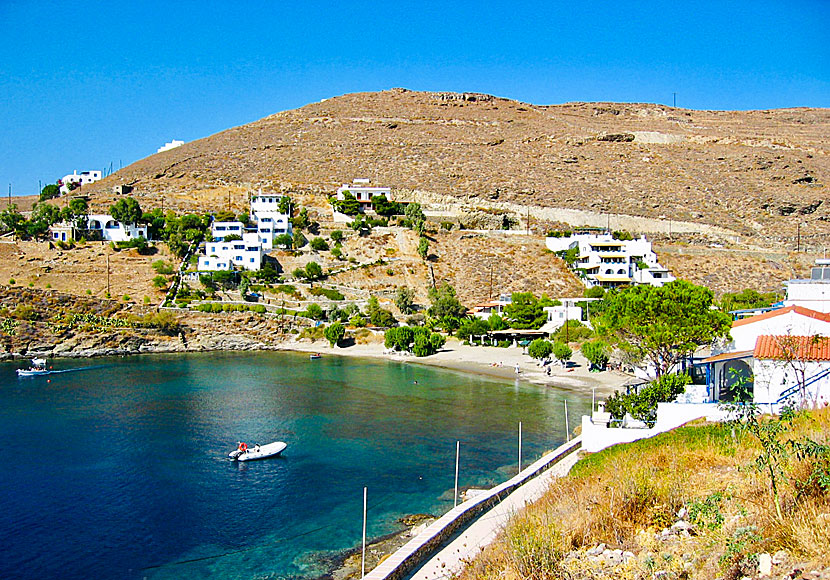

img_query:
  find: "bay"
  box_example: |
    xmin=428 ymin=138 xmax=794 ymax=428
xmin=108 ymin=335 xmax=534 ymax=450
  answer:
xmin=0 ymin=351 xmax=588 ymax=579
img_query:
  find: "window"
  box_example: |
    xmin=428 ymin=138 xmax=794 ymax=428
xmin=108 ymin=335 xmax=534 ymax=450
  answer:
xmin=250 ymin=258 xmax=255 ymax=263
xmin=233 ymin=244 xmax=244 ymax=250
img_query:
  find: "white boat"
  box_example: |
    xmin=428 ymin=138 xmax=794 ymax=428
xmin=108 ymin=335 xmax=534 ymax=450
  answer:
xmin=228 ymin=441 xmax=287 ymax=462
xmin=17 ymin=358 xmax=51 ymax=377
xmin=309 ymin=353 xmax=322 ymax=360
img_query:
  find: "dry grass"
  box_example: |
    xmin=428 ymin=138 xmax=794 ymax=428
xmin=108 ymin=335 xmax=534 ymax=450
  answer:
xmin=460 ymin=410 xmax=830 ymax=580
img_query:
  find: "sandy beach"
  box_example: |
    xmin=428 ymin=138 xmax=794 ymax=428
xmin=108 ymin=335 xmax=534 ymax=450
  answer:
xmin=280 ymin=335 xmax=633 ymax=398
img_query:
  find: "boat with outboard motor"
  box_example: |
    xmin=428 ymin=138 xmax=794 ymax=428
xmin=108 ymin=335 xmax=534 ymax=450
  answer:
xmin=228 ymin=441 xmax=287 ymax=462
xmin=17 ymin=358 xmax=51 ymax=377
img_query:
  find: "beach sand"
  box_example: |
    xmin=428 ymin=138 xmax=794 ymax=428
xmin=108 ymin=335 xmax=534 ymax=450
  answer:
xmin=280 ymin=335 xmax=632 ymax=398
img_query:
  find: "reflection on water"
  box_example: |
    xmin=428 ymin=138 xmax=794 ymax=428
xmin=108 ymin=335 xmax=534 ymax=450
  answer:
xmin=0 ymin=351 xmax=589 ymax=579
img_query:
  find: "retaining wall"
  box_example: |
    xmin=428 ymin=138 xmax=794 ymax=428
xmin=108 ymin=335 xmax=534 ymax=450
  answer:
xmin=364 ymin=436 xmax=582 ymax=580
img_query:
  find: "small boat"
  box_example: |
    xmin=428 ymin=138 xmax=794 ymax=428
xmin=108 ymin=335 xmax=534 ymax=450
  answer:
xmin=229 ymin=441 xmax=287 ymax=462
xmin=17 ymin=358 xmax=51 ymax=377
xmin=309 ymin=353 xmax=322 ymax=360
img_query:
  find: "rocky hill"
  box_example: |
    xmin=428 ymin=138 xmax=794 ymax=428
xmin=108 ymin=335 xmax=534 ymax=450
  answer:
xmin=81 ymin=89 xmax=827 ymax=242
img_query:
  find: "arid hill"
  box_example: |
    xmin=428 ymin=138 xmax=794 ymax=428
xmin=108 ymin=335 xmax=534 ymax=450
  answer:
xmin=81 ymin=89 xmax=828 ymax=242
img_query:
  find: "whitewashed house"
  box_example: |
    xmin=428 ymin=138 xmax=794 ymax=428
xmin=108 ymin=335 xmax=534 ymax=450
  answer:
xmin=546 ymin=233 xmax=674 ymax=288
xmin=157 ymin=140 xmax=184 ymax=153
xmin=467 ymin=295 xmax=512 ymax=319
xmin=250 ymin=193 xmax=292 ymax=249
xmin=199 ymin=232 xmax=264 ymax=271
xmin=335 ymin=179 xmax=392 ymax=209
xmin=783 ymin=259 xmax=830 ymax=313
xmin=197 ymin=192 xmax=291 ymax=271
xmin=59 ymin=170 xmax=102 ymax=193
xmin=540 ymin=300 xmax=586 ymax=333
xmin=702 ymin=306 xmax=830 ymax=407
xmin=86 ymin=214 xmax=148 ymax=242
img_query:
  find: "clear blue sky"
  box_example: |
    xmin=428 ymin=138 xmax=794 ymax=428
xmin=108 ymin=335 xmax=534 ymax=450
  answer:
xmin=1 ymin=0 xmax=827 ymax=197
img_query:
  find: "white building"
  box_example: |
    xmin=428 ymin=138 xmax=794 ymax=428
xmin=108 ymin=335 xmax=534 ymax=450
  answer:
xmin=335 ymin=179 xmax=392 ymax=208
xmin=467 ymin=294 xmax=512 ymax=319
xmin=157 ymin=140 xmax=184 ymax=153
xmin=702 ymin=306 xmax=830 ymax=407
xmin=199 ymin=232 xmax=264 ymax=271
xmin=546 ymin=233 xmax=674 ymax=288
xmin=250 ymin=193 xmax=292 ymax=249
xmin=59 ymin=170 xmax=102 ymax=193
xmin=197 ymin=191 xmax=291 ymax=271
xmin=783 ymin=259 xmax=830 ymax=313
xmin=86 ymin=214 xmax=148 ymax=242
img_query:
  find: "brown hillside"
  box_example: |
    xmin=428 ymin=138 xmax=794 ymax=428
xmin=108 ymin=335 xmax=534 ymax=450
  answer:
xmin=82 ymin=89 xmax=828 ymax=241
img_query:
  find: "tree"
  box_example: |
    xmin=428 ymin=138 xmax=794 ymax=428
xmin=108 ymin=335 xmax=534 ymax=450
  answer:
xmin=528 ymin=338 xmax=554 ymax=361
xmin=293 ymin=231 xmax=307 ymax=249
xmin=278 ymin=196 xmax=292 ymax=214
xmin=292 ymin=207 xmax=311 ymax=230
xmin=456 ymin=317 xmax=490 ymax=343
xmin=0 ymin=205 xmax=25 ymax=236
xmin=504 ymin=292 xmax=547 ymax=330
xmin=488 ymin=313 xmax=508 ymax=331
xmin=584 ymin=286 xmax=606 ymax=299
xmin=39 ymin=183 xmax=61 ymax=201
xmin=371 ymin=195 xmax=402 ymax=216
xmin=350 ymin=215 xmax=372 ymax=236
xmin=274 ymin=233 xmax=294 ymax=249
xmin=333 ymin=191 xmax=361 ymax=216
xmin=304 ymin=303 xmax=325 ymax=321
xmin=27 ymin=203 xmax=62 ymax=238
xmin=595 ymin=280 xmax=732 ymax=377
xmin=305 ymin=261 xmax=323 ymax=281
xmin=310 ymin=237 xmax=329 ymax=251
xmin=110 ymin=197 xmax=143 ymax=225
xmin=581 ymin=339 xmax=609 ymax=371
xmin=417 ymin=236 xmax=429 ymax=260
xmin=427 ymin=283 xmax=467 ymax=332
xmin=324 ymin=322 xmax=345 ymax=347
xmin=553 ymin=342 xmax=572 ymax=365
xmin=367 ymin=296 xmax=396 ymax=327
xmin=395 ymin=287 xmax=416 ymax=314
xmin=719 ymin=288 xmax=780 ymax=314
xmin=330 ymin=230 xmax=344 ymax=244
xmin=62 ymin=197 xmax=89 ymax=229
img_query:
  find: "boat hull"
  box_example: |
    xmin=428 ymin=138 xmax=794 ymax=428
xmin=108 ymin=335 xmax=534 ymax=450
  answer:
xmin=17 ymin=369 xmax=51 ymax=377
xmin=229 ymin=441 xmax=287 ymax=461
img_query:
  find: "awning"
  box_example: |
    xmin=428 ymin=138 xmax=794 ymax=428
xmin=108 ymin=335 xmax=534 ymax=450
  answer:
xmin=700 ymin=350 xmax=754 ymax=364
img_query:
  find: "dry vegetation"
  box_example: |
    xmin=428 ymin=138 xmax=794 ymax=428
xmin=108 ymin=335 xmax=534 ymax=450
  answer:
xmin=0 ymin=239 xmax=175 ymax=305
xmin=461 ymin=409 xmax=830 ymax=580
xmin=81 ymin=89 xmax=828 ymax=242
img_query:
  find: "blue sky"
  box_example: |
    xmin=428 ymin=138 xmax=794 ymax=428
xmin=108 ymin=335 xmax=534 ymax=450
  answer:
xmin=1 ymin=0 xmax=827 ymax=197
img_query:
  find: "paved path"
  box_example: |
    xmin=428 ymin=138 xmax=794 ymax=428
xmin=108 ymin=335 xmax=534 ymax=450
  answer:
xmin=406 ymin=450 xmax=582 ymax=580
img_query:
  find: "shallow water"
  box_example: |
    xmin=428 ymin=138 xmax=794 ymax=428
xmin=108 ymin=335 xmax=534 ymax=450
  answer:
xmin=0 ymin=351 xmax=589 ymax=579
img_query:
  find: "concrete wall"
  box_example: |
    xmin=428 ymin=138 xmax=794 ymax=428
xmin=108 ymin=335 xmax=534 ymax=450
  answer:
xmin=581 ymin=403 xmax=730 ymax=453
xmin=364 ymin=437 xmax=582 ymax=580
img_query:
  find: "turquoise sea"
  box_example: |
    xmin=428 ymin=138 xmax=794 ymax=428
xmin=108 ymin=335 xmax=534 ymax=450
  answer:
xmin=0 ymin=351 xmax=588 ymax=579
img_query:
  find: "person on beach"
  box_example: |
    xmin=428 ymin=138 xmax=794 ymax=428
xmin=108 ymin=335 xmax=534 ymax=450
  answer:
xmin=515 ymin=363 xmax=520 ymax=375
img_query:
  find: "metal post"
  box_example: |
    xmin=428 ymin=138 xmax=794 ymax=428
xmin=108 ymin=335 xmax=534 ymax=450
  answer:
xmin=106 ymin=253 xmax=110 ymax=296
xmin=454 ymin=441 xmax=460 ymax=508
xmin=564 ymin=400 xmax=570 ymax=441
xmin=361 ymin=486 xmax=367 ymax=579
xmin=518 ymin=421 xmax=522 ymax=474
xmin=592 ymin=388 xmax=596 ymax=413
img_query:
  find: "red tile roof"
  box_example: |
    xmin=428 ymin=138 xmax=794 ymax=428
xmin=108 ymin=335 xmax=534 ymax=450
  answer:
xmin=754 ymin=334 xmax=830 ymax=361
xmin=732 ymin=305 xmax=830 ymax=328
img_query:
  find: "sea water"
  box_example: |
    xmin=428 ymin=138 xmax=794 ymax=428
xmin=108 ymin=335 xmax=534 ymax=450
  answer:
xmin=0 ymin=351 xmax=589 ymax=579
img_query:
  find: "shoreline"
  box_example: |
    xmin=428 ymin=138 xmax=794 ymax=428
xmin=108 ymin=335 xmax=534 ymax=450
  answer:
xmin=4 ymin=335 xmax=633 ymax=398
xmin=279 ymin=337 xmax=632 ymax=397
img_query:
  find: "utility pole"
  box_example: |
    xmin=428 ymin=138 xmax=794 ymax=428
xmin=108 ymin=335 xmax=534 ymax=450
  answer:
xmin=673 ymin=93 xmax=677 ymax=108
xmin=797 ymin=222 xmax=801 ymax=252
xmin=488 ymin=262 xmax=493 ymax=300
xmin=106 ymin=253 xmax=111 ymax=297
